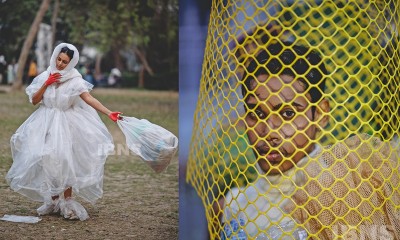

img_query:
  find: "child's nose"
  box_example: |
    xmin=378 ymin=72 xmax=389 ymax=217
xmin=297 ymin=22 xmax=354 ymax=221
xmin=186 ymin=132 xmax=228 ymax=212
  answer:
xmin=255 ymin=118 xmax=281 ymax=144
xmin=255 ymin=114 xmax=281 ymax=134
xmin=266 ymin=133 xmax=281 ymax=147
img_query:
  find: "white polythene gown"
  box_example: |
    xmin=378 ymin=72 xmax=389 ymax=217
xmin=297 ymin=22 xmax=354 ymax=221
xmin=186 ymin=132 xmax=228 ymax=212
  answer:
xmin=6 ymin=75 xmax=114 ymax=204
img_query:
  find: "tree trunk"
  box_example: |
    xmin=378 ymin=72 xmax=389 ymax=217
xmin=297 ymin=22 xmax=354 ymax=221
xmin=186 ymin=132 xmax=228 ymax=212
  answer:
xmin=138 ymin=65 xmax=145 ymax=88
xmin=112 ymin=46 xmax=124 ymax=71
xmin=12 ymin=0 xmax=51 ymax=91
xmin=132 ymin=46 xmax=154 ymax=76
xmin=133 ymin=46 xmax=154 ymax=89
xmin=94 ymin=53 xmax=103 ymax=81
xmin=51 ymin=0 xmax=60 ymax=47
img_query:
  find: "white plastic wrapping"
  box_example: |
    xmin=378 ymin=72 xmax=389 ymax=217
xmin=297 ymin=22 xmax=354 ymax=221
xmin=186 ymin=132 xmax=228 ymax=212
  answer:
xmin=0 ymin=215 xmax=41 ymax=223
xmin=60 ymin=198 xmax=89 ymax=221
xmin=117 ymin=116 xmax=178 ymax=173
xmin=6 ymin=43 xmax=113 ymax=204
xmin=37 ymin=199 xmax=61 ymax=216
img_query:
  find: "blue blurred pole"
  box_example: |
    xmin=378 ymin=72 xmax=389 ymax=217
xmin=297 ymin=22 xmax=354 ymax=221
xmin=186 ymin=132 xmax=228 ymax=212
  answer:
xmin=179 ymin=0 xmax=211 ymax=239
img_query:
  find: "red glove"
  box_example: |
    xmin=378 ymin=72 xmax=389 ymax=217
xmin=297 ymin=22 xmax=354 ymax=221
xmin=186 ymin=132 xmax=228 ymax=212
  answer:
xmin=108 ymin=112 xmax=122 ymax=122
xmin=45 ymin=73 xmax=61 ymax=86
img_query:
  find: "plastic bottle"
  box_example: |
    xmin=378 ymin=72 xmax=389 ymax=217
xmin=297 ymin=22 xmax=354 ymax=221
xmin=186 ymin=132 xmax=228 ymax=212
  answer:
xmin=220 ymin=215 xmax=248 ymax=240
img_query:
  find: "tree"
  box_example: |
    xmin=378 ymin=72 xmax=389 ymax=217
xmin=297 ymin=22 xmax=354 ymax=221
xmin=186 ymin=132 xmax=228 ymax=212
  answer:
xmin=0 ymin=0 xmax=41 ymax=65
xmin=12 ymin=0 xmax=51 ymax=90
xmin=59 ymin=1 xmax=138 ymax=77
xmin=145 ymin=0 xmax=178 ymax=88
xmin=60 ymin=0 xmax=178 ymax=88
xmin=1 ymin=0 xmax=178 ymax=90
xmin=51 ymin=0 xmax=60 ymax=46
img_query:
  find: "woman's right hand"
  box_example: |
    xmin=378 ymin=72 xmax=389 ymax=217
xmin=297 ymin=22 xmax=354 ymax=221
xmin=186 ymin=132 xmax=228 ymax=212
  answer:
xmin=45 ymin=73 xmax=61 ymax=86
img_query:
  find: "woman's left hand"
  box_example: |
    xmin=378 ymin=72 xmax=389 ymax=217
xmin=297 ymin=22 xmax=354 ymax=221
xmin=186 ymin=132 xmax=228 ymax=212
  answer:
xmin=108 ymin=112 xmax=122 ymax=122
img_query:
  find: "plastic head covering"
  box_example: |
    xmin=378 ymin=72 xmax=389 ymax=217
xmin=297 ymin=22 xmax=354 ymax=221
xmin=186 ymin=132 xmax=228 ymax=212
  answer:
xmin=48 ymin=43 xmax=80 ymax=82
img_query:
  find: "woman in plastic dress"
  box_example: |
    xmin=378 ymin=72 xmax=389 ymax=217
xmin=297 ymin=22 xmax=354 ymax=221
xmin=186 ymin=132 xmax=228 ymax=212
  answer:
xmin=6 ymin=43 xmax=122 ymax=221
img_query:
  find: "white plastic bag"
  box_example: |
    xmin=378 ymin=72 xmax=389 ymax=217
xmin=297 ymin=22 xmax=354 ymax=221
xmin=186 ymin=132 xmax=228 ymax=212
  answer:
xmin=0 ymin=215 xmax=41 ymax=223
xmin=117 ymin=116 xmax=178 ymax=173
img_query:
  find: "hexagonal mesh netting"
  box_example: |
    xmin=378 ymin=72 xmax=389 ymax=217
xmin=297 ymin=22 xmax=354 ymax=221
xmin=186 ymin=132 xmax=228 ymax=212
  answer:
xmin=186 ymin=0 xmax=400 ymax=239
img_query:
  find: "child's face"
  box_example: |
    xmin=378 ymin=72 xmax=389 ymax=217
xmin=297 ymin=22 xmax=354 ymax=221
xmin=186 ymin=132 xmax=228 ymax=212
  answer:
xmin=244 ymin=74 xmax=329 ymax=174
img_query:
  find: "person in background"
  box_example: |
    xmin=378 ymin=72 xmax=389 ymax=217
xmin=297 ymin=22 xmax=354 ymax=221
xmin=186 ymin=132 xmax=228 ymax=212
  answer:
xmin=107 ymin=68 xmax=122 ymax=87
xmin=0 ymin=54 xmax=7 ymax=84
xmin=27 ymin=59 xmax=38 ymax=85
xmin=7 ymin=59 xmax=17 ymax=85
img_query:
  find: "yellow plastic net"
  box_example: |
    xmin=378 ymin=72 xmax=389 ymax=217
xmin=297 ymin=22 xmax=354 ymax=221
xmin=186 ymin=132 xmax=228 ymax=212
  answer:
xmin=186 ymin=0 xmax=400 ymax=239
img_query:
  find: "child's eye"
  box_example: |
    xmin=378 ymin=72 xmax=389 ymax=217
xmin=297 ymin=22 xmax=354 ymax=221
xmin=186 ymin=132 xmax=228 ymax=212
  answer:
xmin=281 ymin=110 xmax=295 ymax=119
xmin=249 ymin=109 xmax=266 ymax=119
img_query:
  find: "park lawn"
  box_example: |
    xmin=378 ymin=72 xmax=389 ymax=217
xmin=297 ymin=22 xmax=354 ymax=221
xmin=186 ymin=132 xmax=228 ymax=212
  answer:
xmin=0 ymin=87 xmax=179 ymax=240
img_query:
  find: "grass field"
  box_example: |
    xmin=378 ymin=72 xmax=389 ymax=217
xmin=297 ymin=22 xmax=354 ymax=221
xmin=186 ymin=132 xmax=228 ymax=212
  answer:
xmin=0 ymin=87 xmax=178 ymax=239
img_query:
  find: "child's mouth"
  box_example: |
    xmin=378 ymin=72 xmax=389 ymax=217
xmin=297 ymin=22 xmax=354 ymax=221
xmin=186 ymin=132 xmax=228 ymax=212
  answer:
xmin=265 ymin=150 xmax=282 ymax=162
xmin=256 ymin=145 xmax=283 ymax=163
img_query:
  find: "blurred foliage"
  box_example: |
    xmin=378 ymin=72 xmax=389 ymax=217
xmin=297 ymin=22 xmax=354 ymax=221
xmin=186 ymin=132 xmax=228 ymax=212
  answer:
xmin=0 ymin=0 xmax=178 ymax=89
xmin=144 ymin=70 xmax=178 ymax=91
xmin=120 ymin=72 xmax=138 ymax=88
xmin=62 ymin=0 xmax=179 ymax=76
xmin=0 ymin=0 xmax=39 ymax=60
xmin=61 ymin=1 xmax=144 ymax=52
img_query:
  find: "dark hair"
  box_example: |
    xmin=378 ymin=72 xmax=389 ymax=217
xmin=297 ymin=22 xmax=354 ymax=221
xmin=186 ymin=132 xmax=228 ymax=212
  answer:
xmin=241 ymin=41 xmax=327 ymax=115
xmin=60 ymin=46 xmax=74 ymax=60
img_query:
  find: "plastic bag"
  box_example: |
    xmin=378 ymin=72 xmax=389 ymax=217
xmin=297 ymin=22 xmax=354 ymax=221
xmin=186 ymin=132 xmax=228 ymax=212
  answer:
xmin=0 ymin=215 xmax=41 ymax=223
xmin=117 ymin=116 xmax=178 ymax=173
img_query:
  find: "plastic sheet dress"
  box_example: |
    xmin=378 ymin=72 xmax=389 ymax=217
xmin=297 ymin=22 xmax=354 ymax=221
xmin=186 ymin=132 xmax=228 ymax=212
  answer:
xmin=6 ymin=43 xmax=114 ymax=204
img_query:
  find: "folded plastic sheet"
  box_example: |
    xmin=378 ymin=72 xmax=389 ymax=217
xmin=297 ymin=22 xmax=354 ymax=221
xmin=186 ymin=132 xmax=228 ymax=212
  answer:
xmin=0 ymin=215 xmax=41 ymax=223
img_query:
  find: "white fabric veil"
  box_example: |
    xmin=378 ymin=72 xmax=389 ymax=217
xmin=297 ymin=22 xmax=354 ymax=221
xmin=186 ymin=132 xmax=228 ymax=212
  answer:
xmin=47 ymin=42 xmax=81 ymax=82
xmin=26 ymin=43 xmax=84 ymax=103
